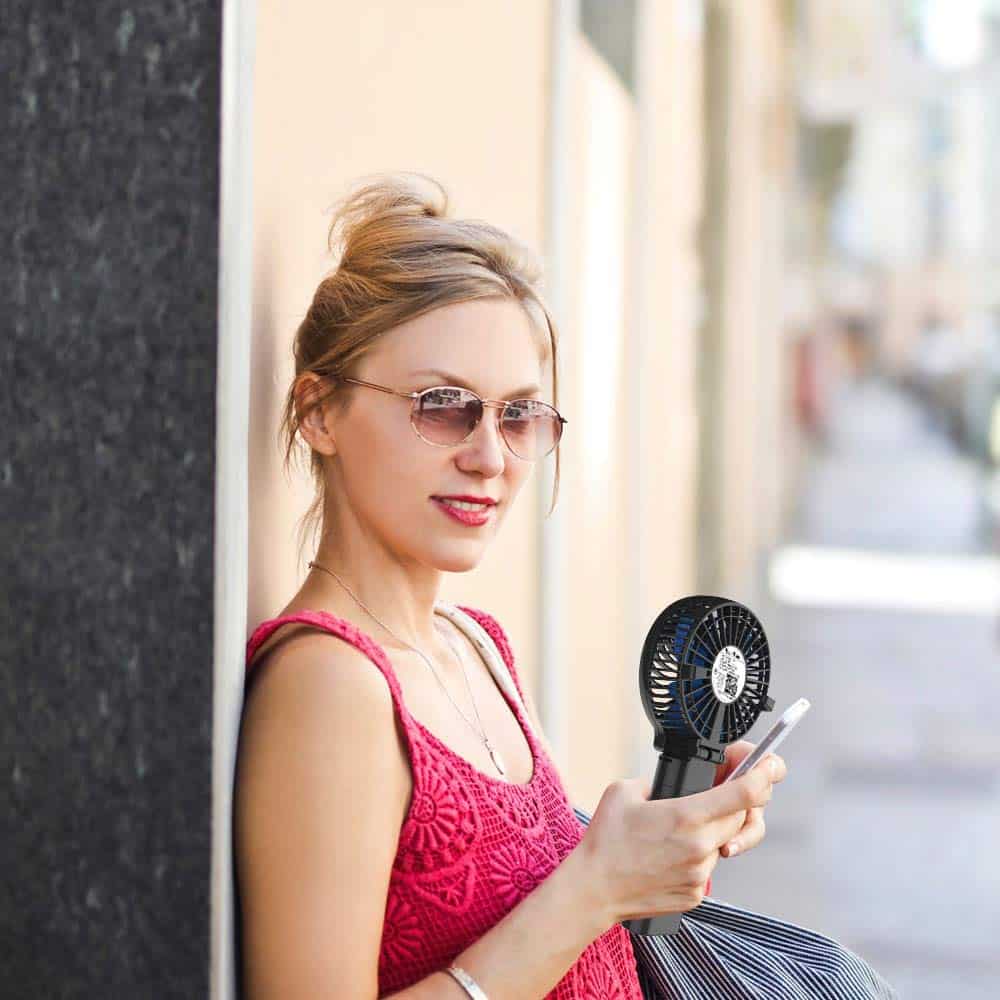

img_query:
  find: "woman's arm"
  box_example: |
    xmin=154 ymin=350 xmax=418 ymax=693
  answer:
xmin=235 ymin=634 xmax=409 ymax=998
xmin=235 ymin=632 xmax=619 ymax=1000
xmin=387 ymin=839 xmax=614 ymax=998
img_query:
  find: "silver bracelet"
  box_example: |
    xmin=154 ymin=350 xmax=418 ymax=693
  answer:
xmin=444 ymin=963 xmax=489 ymax=999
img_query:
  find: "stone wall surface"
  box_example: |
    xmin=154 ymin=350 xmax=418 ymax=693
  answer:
xmin=1 ymin=3 xmax=222 ymax=996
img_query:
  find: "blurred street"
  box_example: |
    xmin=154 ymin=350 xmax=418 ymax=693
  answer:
xmin=713 ymin=375 xmax=1000 ymax=998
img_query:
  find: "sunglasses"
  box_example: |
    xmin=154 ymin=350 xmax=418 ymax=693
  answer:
xmin=338 ymin=376 xmax=567 ymax=461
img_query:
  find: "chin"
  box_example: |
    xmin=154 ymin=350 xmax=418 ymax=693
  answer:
xmin=429 ymin=542 xmax=490 ymax=574
xmin=435 ymin=552 xmax=485 ymax=574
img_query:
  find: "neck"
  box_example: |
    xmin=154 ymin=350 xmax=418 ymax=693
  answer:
xmin=304 ymin=543 xmax=445 ymax=653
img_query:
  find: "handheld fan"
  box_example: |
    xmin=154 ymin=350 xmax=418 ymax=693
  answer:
xmin=623 ymin=596 xmax=775 ymax=937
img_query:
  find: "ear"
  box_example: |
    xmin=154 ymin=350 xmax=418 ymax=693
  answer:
xmin=295 ymin=373 xmax=338 ymax=457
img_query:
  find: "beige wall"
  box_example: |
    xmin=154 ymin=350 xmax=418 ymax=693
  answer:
xmin=629 ymin=0 xmax=707 ymax=787
xmin=556 ymin=34 xmax=637 ymax=808
xmin=702 ymin=0 xmax=796 ymax=599
xmin=249 ymin=0 xmax=550 ymax=699
xmin=247 ymin=0 xmax=797 ymax=813
xmin=555 ymin=3 xmax=710 ymax=810
xmin=739 ymin=0 xmax=797 ymax=565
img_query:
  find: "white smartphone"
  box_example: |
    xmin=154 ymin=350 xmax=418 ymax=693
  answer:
xmin=723 ymin=697 xmax=811 ymax=783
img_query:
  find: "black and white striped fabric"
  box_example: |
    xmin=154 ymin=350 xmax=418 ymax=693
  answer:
xmin=572 ymin=807 xmax=899 ymax=1000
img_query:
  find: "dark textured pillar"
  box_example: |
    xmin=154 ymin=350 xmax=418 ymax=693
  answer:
xmin=2 ymin=3 xmax=222 ymax=996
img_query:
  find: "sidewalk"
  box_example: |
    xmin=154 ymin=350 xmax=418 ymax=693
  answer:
xmin=713 ymin=376 xmax=1000 ymax=999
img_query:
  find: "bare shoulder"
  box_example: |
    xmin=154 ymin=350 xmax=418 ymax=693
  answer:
xmin=242 ymin=626 xmax=399 ymax=727
xmin=237 ymin=626 xmax=412 ymax=830
xmin=235 ymin=628 xmax=411 ymax=998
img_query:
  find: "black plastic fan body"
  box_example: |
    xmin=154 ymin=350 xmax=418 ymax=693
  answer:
xmin=623 ymin=596 xmax=775 ymax=937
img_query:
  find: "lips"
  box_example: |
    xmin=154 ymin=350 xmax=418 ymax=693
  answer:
xmin=431 ymin=497 xmax=494 ymax=526
xmin=432 ymin=495 xmax=498 ymax=505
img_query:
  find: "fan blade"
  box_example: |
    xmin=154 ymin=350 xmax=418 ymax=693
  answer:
xmin=732 ymin=698 xmax=752 ymax=734
xmin=708 ymin=700 xmax=725 ymax=742
xmin=706 ymin=617 xmax=725 ymax=656
xmin=722 ymin=605 xmax=739 ymax=647
xmin=743 ymin=631 xmax=768 ymax=659
xmin=736 ymin=613 xmax=753 ymax=650
xmin=723 ymin=702 xmax=739 ymax=741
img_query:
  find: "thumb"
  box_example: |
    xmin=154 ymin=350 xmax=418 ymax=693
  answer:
xmin=685 ymin=771 xmax=760 ymax=824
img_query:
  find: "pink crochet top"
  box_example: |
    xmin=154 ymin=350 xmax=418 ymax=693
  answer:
xmin=244 ymin=605 xmax=644 ymax=999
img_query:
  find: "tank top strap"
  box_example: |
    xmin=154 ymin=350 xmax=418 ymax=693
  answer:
xmin=244 ymin=610 xmax=420 ymax=738
xmin=451 ymin=605 xmax=529 ymax=710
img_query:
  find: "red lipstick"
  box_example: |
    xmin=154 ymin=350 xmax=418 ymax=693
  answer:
xmin=433 ymin=494 xmax=498 ymax=505
xmin=431 ymin=497 xmax=495 ymax=526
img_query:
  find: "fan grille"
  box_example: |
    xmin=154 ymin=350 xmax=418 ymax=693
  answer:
xmin=642 ymin=597 xmax=771 ymax=746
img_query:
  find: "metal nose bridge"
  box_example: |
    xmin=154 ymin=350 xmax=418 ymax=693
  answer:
xmin=465 ymin=398 xmax=510 ymax=444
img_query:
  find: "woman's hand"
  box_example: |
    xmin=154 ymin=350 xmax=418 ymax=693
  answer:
xmin=578 ymin=762 xmax=781 ymax=925
xmin=712 ymin=740 xmax=787 ymax=858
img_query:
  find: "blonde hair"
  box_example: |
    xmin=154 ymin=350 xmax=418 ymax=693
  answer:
xmin=279 ymin=172 xmax=563 ymax=564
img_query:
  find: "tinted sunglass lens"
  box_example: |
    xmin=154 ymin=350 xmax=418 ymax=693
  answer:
xmin=413 ymin=387 xmax=481 ymax=444
xmin=501 ymin=400 xmax=561 ymax=459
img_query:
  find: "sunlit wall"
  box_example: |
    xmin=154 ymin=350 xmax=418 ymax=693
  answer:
xmin=246 ymin=0 xmax=799 ymax=812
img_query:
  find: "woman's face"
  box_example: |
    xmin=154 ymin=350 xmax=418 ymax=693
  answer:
xmin=326 ymin=297 xmax=551 ymax=573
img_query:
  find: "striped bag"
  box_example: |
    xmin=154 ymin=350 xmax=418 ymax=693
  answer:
xmin=572 ymin=807 xmax=899 ymax=1000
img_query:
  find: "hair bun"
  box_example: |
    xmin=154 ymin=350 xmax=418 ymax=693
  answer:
xmin=328 ymin=172 xmax=449 ymax=260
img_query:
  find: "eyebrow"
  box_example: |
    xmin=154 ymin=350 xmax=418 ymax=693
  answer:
xmin=408 ymin=368 xmax=542 ymax=398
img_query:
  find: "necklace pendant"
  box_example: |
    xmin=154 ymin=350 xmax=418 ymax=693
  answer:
xmin=485 ymin=739 xmax=506 ymax=776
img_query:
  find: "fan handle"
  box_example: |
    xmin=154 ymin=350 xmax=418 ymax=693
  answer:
xmin=621 ymin=752 xmax=718 ymax=935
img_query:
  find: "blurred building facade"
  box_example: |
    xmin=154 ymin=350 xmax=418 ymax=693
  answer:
xmin=798 ymin=0 xmax=1000 ymax=373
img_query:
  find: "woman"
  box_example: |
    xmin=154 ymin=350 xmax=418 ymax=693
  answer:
xmin=234 ymin=173 xmax=785 ymax=999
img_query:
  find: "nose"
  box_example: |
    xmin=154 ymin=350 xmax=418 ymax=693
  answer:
xmin=455 ymin=405 xmax=508 ymax=477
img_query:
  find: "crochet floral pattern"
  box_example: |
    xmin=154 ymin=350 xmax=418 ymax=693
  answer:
xmin=380 ymin=893 xmax=424 ymax=967
xmin=575 ymin=946 xmax=633 ymax=999
xmin=394 ymin=752 xmax=479 ymax=874
xmin=487 ymin=840 xmax=551 ymax=907
xmin=479 ymin=773 xmax=547 ymax=836
xmin=245 ymin=605 xmax=642 ymax=999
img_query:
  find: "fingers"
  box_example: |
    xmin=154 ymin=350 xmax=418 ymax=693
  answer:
xmin=715 ymin=743 xmax=789 ymax=790
xmin=759 ymin=753 xmax=787 ymax=784
xmin=643 ymin=754 xmax=785 ymax=863
xmin=718 ymin=740 xmax=755 ymax=782
xmin=721 ymin=806 xmax=765 ymax=858
xmin=682 ymin=763 xmax=775 ymax=824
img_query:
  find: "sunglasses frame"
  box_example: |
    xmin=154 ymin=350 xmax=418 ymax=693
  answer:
xmin=338 ymin=376 xmax=567 ymax=460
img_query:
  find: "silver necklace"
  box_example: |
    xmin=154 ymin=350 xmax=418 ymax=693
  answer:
xmin=307 ymin=559 xmax=507 ymax=776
